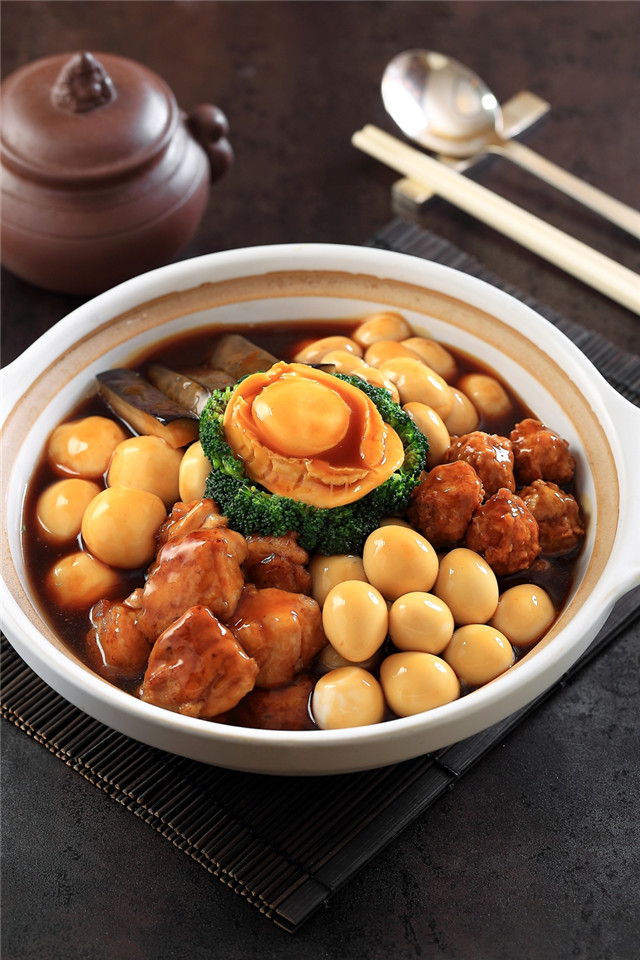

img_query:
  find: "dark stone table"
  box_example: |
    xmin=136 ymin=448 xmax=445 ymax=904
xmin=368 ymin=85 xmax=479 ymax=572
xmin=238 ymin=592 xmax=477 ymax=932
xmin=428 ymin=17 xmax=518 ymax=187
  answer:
xmin=2 ymin=3 xmax=639 ymax=958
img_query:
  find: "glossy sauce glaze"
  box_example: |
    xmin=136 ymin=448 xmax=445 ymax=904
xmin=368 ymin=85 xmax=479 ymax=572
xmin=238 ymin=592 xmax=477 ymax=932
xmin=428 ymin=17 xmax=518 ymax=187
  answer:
xmin=21 ymin=319 xmax=584 ymax=721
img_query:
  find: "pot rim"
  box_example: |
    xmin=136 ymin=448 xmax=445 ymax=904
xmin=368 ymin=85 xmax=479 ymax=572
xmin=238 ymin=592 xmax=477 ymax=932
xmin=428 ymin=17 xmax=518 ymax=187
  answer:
xmin=2 ymin=243 xmax=639 ymax=773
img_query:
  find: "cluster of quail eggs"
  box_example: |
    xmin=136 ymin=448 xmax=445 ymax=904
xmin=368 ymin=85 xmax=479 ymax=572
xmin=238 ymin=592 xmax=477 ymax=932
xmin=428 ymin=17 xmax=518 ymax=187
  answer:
xmin=308 ymin=522 xmax=555 ymax=730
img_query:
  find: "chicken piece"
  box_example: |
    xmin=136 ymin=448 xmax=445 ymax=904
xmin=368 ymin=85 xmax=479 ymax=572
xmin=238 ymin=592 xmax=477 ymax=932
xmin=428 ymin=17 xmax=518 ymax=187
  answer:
xmin=407 ymin=461 xmax=484 ymax=548
xmin=125 ymin=586 xmax=144 ymax=610
xmin=86 ymin=598 xmax=152 ymax=676
xmin=243 ymin=532 xmax=312 ymax=593
xmin=230 ymin=674 xmax=316 ymax=730
xmin=228 ymin=585 xmax=326 ymax=688
xmin=155 ymin=497 xmax=192 ymax=531
xmin=156 ymin=497 xmax=222 ymax=546
xmin=137 ymin=526 xmax=248 ymax=639
xmin=510 ymin=418 xmax=575 ymax=485
xmin=445 ymin=431 xmax=515 ymax=497
xmin=140 ymin=605 xmax=258 ymax=718
xmin=466 ymin=488 xmax=541 ymax=575
xmin=519 ymin=479 xmax=585 ymax=555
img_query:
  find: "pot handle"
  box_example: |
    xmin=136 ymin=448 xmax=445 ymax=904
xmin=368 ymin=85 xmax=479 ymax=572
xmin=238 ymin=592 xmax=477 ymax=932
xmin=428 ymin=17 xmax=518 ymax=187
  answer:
xmin=186 ymin=104 xmax=234 ymax=184
xmin=604 ymin=386 xmax=640 ymax=593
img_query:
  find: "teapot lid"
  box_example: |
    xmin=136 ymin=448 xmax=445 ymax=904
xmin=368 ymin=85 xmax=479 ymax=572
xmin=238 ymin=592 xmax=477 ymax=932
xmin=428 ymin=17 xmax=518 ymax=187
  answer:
xmin=0 ymin=51 xmax=178 ymax=184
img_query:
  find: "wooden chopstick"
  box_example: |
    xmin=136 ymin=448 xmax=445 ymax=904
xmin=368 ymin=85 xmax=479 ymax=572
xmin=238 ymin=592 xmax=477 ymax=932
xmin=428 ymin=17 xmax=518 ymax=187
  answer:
xmin=352 ymin=125 xmax=640 ymax=315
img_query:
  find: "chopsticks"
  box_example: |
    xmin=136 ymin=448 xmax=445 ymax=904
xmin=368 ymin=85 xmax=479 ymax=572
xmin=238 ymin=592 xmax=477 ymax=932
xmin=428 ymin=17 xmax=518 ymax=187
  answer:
xmin=352 ymin=125 xmax=640 ymax=315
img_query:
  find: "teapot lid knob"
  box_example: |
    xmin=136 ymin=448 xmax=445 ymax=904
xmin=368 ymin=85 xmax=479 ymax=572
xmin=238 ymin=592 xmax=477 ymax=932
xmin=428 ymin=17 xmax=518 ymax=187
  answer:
xmin=51 ymin=52 xmax=115 ymax=114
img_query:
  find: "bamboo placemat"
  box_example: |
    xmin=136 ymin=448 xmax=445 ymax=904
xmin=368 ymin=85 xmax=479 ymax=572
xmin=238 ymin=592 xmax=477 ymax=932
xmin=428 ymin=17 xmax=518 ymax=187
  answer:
xmin=3 ymin=220 xmax=639 ymax=931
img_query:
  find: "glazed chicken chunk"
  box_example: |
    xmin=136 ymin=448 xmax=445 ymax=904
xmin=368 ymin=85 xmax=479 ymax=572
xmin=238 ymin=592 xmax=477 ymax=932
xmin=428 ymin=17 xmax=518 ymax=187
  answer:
xmin=510 ymin=418 xmax=575 ymax=486
xmin=445 ymin=431 xmax=515 ymax=497
xmin=230 ymin=674 xmax=316 ymax=730
xmin=140 ymin=605 xmax=258 ymax=718
xmin=407 ymin=461 xmax=485 ymax=549
xmin=86 ymin=598 xmax=152 ymax=676
xmin=156 ymin=497 xmax=222 ymax=546
xmin=243 ymin=532 xmax=312 ymax=593
xmin=466 ymin=488 xmax=541 ymax=575
xmin=519 ymin=479 xmax=585 ymax=555
xmin=137 ymin=525 xmax=248 ymax=639
xmin=228 ymin=585 xmax=326 ymax=688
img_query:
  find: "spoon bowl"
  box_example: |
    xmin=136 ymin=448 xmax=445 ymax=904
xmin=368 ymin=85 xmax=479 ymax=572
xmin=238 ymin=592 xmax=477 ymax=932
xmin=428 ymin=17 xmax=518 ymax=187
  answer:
xmin=381 ymin=49 xmax=640 ymax=238
xmin=382 ymin=50 xmax=502 ymax=158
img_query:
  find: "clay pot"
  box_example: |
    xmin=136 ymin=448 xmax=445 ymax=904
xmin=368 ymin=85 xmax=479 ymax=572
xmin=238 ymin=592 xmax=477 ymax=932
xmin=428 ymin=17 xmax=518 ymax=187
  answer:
xmin=0 ymin=51 xmax=233 ymax=295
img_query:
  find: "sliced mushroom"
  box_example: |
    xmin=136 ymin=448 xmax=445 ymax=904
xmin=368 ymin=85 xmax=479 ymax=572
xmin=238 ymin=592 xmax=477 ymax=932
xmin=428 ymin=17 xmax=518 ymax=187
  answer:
xmin=207 ymin=334 xmax=278 ymax=380
xmin=96 ymin=369 xmax=199 ymax=449
xmin=146 ymin=363 xmax=211 ymax=416
xmin=180 ymin=365 xmax=235 ymax=392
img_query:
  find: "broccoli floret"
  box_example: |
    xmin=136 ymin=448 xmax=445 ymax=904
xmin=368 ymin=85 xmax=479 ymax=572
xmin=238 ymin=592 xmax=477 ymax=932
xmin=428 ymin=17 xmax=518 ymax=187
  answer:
xmin=199 ymin=374 xmax=428 ymax=555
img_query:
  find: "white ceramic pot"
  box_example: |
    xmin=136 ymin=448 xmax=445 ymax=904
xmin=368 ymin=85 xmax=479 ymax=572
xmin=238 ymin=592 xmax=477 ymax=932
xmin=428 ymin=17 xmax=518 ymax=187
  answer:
xmin=2 ymin=244 xmax=639 ymax=774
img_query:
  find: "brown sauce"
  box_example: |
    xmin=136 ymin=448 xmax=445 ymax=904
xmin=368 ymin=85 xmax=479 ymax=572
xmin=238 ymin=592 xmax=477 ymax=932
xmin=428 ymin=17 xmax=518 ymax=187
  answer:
xmin=22 ymin=319 xmax=584 ymax=716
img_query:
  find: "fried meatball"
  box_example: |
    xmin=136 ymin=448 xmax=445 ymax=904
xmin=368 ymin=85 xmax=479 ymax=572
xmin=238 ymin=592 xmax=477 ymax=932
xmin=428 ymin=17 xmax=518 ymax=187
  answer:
xmin=140 ymin=605 xmax=258 ymax=718
xmin=445 ymin=431 xmax=515 ymax=497
xmin=510 ymin=418 xmax=575 ymax=485
xmin=228 ymin=585 xmax=326 ymax=688
xmin=519 ymin=479 xmax=585 ymax=555
xmin=137 ymin=526 xmax=248 ymax=639
xmin=230 ymin=674 xmax=316 ymax=730
xmin=244 ymin=532 xmax=312 ymax=593
xmin=407 ymin=461 xmax=484 ymax=548
xmin=86 ymin=598 xmax=152 ymax=676
xmin=466 ymin=488 xmax=541 ymax=575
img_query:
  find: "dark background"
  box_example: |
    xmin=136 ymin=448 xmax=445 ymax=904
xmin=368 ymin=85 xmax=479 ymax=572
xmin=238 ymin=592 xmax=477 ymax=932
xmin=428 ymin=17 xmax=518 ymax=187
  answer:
xmin=2 ymin=0 xmax=639 ymax=363
xmin=2 ymin=3 xmax=639 ymax=959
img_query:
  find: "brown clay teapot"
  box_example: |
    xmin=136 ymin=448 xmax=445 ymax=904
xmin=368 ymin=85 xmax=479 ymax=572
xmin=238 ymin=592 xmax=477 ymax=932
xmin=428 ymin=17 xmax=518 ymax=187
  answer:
xmin=0 ymin=51 xmax=233 ymax=295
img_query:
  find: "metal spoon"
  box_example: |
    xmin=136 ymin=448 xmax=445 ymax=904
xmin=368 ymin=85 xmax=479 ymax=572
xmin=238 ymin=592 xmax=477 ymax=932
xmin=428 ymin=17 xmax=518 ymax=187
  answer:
xmin=382 ymin=50 xmax=640 ymax=239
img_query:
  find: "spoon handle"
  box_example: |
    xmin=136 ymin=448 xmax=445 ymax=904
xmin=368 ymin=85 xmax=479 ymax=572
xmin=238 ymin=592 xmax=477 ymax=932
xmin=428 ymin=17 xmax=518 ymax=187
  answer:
xmin=352 ymin=126 xmax=640 ymax=315
xmin=494 ymin=139 xmax=640 ymax=239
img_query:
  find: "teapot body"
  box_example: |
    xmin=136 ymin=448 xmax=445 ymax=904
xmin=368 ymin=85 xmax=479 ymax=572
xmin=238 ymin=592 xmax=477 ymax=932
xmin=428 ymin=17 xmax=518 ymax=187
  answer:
xmin=0 ymin=52 xmax=232 ymax=295
xmin=1 ymin=120 xmax=210 ymax=295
